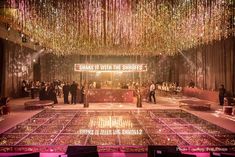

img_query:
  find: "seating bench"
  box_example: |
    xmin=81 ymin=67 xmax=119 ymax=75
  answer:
xmin=24 ymin=100 xmax=54 ymax=110
xmin=179 ymin=100 xmax=211 ymax=111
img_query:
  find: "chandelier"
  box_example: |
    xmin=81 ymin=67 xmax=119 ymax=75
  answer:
xmin=1 ymin=0 xmax=234 ymax=56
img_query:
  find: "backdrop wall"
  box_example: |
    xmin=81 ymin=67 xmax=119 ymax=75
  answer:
xmin=155 ymin=36 xmax=235 ymax=95
xmin=0 ymin=39 xmax=35 ymax=97
xmin=0 ymin=36 xmax=234 ymax=97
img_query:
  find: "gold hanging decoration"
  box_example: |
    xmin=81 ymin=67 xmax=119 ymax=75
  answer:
xmin=1 ymin=0 xmax=234 ymax=56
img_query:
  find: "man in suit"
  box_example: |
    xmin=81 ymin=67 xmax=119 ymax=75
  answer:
xmin=63 ymin=82 xmax=70 ymax=104
xmin=219 ymin=84 xmax=226 ymax=106
xmin=70 ymin=81 xmax=78 ymax=104
xmin=149 ymin=81 xmax=156 ymax=104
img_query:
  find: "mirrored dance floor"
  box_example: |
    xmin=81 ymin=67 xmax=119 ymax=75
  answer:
xmin=0 ymin=109 xmax=234 ymax=153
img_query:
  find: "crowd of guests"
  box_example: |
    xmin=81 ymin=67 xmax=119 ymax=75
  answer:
xmin=20 ymin=79 xmax=184 ymax=105
xmin=146 ymin=81 xmax=183 ymax=104
xmin=62 ymin=81 xmax=84 ymax=104
xmin=87 ymin=80 xmax=140 ymax=90
xmin=21 ymin=80 xmax=84 ymax=104
xmin=156 ymin=82 xmax=182 ymax=93
xmin=21 ymin=79 xmax=145 ymax=104
xmin=20 ymin=79 xmax=233 ymax=106
xmin=38 ymin=82 xmax=58 ymax=104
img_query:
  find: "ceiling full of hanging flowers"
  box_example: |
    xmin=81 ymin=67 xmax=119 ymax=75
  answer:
xmin=1 ymin=0 xmax=235 ymax=56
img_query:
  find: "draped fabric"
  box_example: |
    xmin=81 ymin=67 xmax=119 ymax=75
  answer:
xmin=0 ymin=36 xmax=234 ymax=97
xmin=155 ymin=36 xmax=235 ymax=95
xmin=0 ymin=39 xmax=4 ymax=96
xmin=0 ymin=39 xmax=35 ymax=97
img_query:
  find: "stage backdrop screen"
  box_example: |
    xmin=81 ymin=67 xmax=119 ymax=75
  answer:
xmin=74 ymin=64 xmax=147 ymax=72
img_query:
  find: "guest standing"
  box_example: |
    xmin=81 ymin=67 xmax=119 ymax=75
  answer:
xmin=48 ymin=86 xmax=58 ymax=104
xmin=70 ymin=81 xmax=78 ymax=104
xmin=149 ymin=81 xmax=156 ymax=104
xmin=21 ymin=80 xmax=28 ymax=97
xmin=63 ymin=83 xmax=70 ymax=104
xmin=219 ymin=84 xmax=226 ymax=106
xmin=80 ymin=85 xmax=85 ymax=103
xmin=30 ymin=82 xmax=36 ymax=99
xmin=39 ymin=85 xmax=47 ymax=100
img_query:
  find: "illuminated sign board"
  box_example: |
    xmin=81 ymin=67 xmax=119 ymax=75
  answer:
xmin=74 ymin=64 xmax=147 ymax=72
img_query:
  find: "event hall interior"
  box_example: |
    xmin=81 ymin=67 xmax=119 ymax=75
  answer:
xmin=0 ymin=0 xmax=235 ymax=157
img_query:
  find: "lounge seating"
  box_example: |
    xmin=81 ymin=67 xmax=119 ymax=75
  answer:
xmin=0 ymin=97 xmax=10 ymax=115
xmin=179 ymin=100 xmax=211 ymax=111
xmin=12 ymin=152 xmax=40 ymax=157
xmin=24 ymin=100 xmax=54 ymax=110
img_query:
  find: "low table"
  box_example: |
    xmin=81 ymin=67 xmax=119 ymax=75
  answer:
xmin=24 ymin=100 xmax=54 ymax=110
xmin=179 ymin=100 xmax=211 ymax=111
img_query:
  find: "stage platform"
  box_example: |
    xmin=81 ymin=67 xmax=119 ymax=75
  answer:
xmin=0 ymin=96 xmax=234 ymax=157
xmin=0 ymin=109 xmax=235 ymax=154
